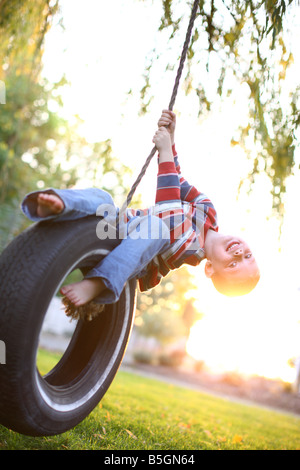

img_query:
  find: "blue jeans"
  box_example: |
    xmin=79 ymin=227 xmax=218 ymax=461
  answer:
xmin=21 ymin=188 xmax=170 ymax=303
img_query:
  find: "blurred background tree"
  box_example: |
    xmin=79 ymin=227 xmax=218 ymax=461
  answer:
xmin=135 ymin=266 xmax=200 ymax=345
xmin=139 ymin=0 xmax=299 ymax=221
xmin=0 ymin=0 xmax=130 ymax=250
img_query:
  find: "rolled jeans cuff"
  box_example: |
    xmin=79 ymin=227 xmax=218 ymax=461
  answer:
xmin=21 ymin=187 xmax=115 ymax=222
xmin=84 ymin=272 xmax=121 ymax=304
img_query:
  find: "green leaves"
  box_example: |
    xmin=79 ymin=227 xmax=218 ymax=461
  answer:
xmin=0 ymin=0 xmax=131 ymax=251
xmin=264 ymin=0 xmax=293 ymax=48
xmin=139 ymin=0 xmax=299 ymax=223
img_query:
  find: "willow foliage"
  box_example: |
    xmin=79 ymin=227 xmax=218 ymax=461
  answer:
xmin=140 ymin=0 xmax=299 ymax=219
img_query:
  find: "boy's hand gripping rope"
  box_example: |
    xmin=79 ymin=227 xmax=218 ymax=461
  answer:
xmin=119 ymin=0 xmax=199 ymax=219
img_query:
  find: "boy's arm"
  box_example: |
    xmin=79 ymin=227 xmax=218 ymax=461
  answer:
xmin=157 ymin=110 xmax=201 ymax=202
xmin=152 ymin=127 xmax=181 ymax=204
xmin=152 ymin=117 xmax=218 ymax=248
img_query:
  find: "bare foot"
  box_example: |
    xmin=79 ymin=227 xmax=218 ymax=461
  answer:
xmin=36 ymin=193 xmax=65 ymax=218
xmin=60 ymin=278 xmax=105 ymax=306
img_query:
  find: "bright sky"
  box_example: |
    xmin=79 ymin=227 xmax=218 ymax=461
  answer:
xmin=42 ymin=0 xmax=300 ymax=383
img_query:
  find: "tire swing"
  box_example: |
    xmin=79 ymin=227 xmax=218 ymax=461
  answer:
xmin=0 ymin=0 xmax=199 ymax=437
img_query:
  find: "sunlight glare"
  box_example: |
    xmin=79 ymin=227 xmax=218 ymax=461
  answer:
xmin=186 ymin=268 xmax=300 ymax=383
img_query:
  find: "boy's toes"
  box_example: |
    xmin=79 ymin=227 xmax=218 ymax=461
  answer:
xmin=38 ymin=193 xmax=64 ymax=212
xmin=60 ymin=284 xmax=76 ymax=295
xmin=60 ymin=286 xmax=83 ymax=306
xmin=37 ymin=194 xmax=52 ymax=206
xmin=60 ymin=285 xmax=69 ymax=295
xmin=36 ymin=193 xmax=64 ymax=217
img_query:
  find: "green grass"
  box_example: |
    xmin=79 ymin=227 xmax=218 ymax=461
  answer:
xmin=0 ymin=349 xmax=300 ymax=450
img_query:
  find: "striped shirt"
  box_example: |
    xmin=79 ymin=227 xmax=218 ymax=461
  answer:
xmin=130 ymin=145 xmax=218 ymax=292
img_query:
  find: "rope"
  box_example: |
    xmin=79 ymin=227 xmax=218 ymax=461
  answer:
xmin=119 ymin=0 xmax=199 ymax=217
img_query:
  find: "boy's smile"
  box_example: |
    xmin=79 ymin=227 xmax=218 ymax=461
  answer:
xmin=204 ymin=231 xmax=260 ymax=296
xmin=226 ymin=240 xmax=242 ymax=252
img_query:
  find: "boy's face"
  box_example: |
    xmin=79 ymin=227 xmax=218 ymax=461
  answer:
xmin=204 ymin=235 xmax=260 ymax=296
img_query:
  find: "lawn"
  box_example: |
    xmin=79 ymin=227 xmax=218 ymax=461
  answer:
xmin=0 ymin=349 xmax=299 ymax=450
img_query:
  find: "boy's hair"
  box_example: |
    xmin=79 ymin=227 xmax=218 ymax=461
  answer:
xmin=211 ymin=270 xmax=260 ymax=297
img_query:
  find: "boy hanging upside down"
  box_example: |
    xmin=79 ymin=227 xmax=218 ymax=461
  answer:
xmin=22 ymin=110 xmax=260 ymax=319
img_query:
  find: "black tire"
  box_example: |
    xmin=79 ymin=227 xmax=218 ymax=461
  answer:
xmin=0 ymin=215 xmax=136 ymax=436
